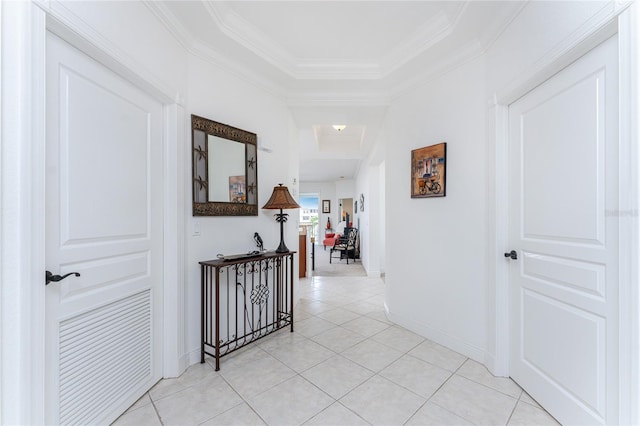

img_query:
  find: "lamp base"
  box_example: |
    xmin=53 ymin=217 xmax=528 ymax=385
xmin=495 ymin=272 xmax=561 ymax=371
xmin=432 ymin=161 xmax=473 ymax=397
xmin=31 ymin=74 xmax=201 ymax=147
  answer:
xmin=274 ymin=209 xmax=290 ymax=253
xmin=275 ymin=240 xmax=289 ymax=253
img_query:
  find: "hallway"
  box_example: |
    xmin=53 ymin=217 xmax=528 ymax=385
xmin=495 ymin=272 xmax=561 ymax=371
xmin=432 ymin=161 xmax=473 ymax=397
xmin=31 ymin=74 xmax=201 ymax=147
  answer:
xmin=311 ymin=240 xmax=367 ymax=277
xmin=114 ymin=274 xmax=558 ymax=425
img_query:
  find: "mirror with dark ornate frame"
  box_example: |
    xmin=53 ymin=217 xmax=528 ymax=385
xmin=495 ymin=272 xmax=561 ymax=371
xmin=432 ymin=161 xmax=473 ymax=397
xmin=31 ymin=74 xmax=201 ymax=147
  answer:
xmin=192 ymin=115 xmax=258 ymax=216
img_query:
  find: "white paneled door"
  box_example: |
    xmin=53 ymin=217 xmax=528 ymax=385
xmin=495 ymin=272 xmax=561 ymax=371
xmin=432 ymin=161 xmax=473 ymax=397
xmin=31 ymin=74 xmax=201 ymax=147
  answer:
xmin=508 ymin=35 xmax=619 ymax=425
xmin=45 ymin=34 xmax=163 ymax=425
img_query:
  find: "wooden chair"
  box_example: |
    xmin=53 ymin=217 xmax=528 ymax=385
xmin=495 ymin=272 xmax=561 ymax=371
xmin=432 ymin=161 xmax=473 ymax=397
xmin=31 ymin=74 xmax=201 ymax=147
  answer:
xmin=329 ymin=228 xmax=358 ymax=264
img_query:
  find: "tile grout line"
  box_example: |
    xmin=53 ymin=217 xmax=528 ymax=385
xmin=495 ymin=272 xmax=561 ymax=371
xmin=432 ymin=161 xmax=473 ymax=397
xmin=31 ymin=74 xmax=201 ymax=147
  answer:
xmin=148 ymin=392 xmax=164 ymax=426
xmin=402 ymin=356 xmax=464 ymax=425
xmin=504 ymin=391 xmax=524 ymax=426
xmin=211 ymin=349 xmax=273 ymax=426
xmin=453 ymin=366 xmax=523 ymax=400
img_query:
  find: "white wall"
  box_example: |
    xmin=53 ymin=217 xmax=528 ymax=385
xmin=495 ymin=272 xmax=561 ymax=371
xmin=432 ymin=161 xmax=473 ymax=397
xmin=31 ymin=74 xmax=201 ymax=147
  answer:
xmin=378 ymin=162 xmax=386 ymax=274
xmin=335 ymin=179 xmax=355 ymax=201
xmin=381 ymin=0 xmax=622 ymax=369
xmin=299 ymin=181 xmax=337 ymax=233
xmin=384 ymin=56 xmax=489 ymax=361
xmin=354 ymin=162 xmax=383 ymax=277
xmin=354 ymin=125 xmax=388 ymax=277
xmin=185 ymin=53 xmax=298 ymax=363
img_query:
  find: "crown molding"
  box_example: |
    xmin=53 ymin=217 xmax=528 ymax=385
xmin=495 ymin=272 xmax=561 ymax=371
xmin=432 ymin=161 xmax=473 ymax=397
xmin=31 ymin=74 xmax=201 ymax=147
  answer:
xmin=475 ymin=1 xmax=528 ymax=52
xmin=286 ymin=91 xmax=391 ymax=107
xmin=201 ymin=0 xmax=472 ymax=81
xmin=143 ymin=1 xmax=196 ymax=51
xmin=144 ymin=1 xmax=287 ymax=100
xmin=202 ymin=1 xmax=300 ymax=77
xmin=293 ymin=63 xmax=382 ymax=80
xmin=190 ymin=40 xmax=287 ymax=100
xmin=380 ymin=3 xmax=466 ymax=76
xmin=388 ymin=39 xmax=485 ymax=101
xmin=203 ymin=1 xmax=385 ymax=80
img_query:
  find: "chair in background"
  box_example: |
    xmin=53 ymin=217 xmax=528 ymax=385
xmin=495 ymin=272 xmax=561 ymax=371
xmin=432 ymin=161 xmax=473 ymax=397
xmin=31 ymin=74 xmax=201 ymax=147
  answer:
xmin=329 ymin=227 xmax=358 ymax=264
xmin=322 ymin=220 xmax=349 ymax=250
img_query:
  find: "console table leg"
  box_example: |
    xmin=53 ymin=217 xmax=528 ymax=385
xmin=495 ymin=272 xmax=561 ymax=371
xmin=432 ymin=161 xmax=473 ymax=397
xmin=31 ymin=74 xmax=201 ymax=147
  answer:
xmin=290 ymin=253 xmax=294 ymax=332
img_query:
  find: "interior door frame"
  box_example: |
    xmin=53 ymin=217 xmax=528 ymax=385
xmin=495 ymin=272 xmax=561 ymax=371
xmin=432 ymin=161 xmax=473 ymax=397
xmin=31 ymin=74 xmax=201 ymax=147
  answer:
xmin=488 ymin=4 xmax=639 ymax=425
xmin=0 ymin=2 xmax=185 ymax=424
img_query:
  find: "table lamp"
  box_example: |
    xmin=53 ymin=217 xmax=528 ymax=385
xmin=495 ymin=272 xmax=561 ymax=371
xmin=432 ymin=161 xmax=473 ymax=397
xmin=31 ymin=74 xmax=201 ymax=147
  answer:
xmin=262 ymin=184 xmax=300 ymax=253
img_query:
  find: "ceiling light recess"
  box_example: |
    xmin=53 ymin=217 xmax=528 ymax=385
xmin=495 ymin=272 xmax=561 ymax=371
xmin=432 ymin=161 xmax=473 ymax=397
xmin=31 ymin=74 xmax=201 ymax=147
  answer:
xmin=332 ymin=125 xmax=346 ymax=132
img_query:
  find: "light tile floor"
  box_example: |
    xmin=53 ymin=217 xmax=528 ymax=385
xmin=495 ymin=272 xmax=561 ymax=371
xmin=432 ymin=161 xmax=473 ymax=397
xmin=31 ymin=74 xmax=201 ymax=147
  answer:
xmin=113 ymin=274 xmax=560 ymax=426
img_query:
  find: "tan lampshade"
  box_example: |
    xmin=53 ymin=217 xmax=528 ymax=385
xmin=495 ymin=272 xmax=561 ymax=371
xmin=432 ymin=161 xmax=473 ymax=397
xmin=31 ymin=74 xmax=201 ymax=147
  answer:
xmin=262 ymin=184 xmax=301 ymax=210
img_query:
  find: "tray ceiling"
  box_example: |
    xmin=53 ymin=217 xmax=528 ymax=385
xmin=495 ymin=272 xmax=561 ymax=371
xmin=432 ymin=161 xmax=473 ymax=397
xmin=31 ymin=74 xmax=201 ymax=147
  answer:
xmin=147 ymin=1 xmax=526 ymax=181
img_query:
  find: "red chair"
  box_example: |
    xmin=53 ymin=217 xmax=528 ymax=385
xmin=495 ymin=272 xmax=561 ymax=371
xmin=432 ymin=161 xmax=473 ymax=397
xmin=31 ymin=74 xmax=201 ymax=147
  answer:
xmin=322 ymin=233 xmax=338 ymax=250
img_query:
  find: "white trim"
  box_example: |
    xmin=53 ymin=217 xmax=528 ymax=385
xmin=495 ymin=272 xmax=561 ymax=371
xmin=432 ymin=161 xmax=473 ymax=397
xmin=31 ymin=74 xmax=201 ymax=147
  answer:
xmin=617 ymin=4 xmax=639 ymax=425
xmin=40 ymin=1 xmax=176 ymax=104
xmin=486 ymin=101 xmax=510 ymax=377
xmin=0 ymin=2 xmax=47 ymax=424
xmin=495 ymin=3 xmax=621 ymax=105
xmin=163 ymin=104 xmax=187 ymax=378
xmin=187 ymin=347 xmax=203 ymax=367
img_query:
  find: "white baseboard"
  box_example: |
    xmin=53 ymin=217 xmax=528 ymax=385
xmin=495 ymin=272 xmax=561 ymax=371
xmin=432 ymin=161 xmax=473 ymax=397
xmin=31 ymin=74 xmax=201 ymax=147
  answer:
xmin=384 ymin=303 xmax=488 ymax=368
xmin=483 ymin=352 xmax=508 ymax=378
xmin=178 ymin=353 xmax=190 ymax=375
xmin=367 ymin=270 xmax=381 ymax=278
xmin=187 ymin=347 xmax=202 ymax=367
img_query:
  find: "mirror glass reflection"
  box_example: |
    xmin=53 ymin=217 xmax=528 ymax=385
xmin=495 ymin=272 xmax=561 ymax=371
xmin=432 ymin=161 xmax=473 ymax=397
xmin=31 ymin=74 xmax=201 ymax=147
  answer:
xmin=208 ymin=135 xmax=246 ymax=203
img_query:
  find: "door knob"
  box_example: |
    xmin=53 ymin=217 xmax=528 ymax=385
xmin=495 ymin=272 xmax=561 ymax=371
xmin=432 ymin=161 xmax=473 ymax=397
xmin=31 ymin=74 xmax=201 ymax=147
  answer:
xmin=46 ymin=270 xmax=80 ymax=285
xmin=504 ymin=250 xmax=518 ymax=260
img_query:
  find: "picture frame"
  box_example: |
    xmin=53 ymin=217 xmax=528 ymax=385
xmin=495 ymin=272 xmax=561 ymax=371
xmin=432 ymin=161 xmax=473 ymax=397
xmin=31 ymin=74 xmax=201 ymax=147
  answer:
xmin=322 ymin=199 xmax=331 ymax=213
xmin=411 ymin=142 xmax=447 ymax=198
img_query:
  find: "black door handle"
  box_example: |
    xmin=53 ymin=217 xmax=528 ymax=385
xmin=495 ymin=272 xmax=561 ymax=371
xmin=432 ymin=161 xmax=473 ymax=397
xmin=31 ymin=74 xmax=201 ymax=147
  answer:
xmin=504 ymin=250 xmax=518 ymax=260
xmin=46 ymin=270 xmax=80 ymax=285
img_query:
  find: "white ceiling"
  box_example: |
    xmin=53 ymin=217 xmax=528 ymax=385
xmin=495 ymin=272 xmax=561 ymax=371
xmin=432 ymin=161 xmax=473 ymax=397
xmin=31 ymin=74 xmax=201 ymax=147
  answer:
xmin=146 ymin=1 xmax=526 ymax=182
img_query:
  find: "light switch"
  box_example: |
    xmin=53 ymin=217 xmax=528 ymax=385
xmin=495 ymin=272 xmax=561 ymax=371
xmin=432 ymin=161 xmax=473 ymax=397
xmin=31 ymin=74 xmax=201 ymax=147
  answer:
xmin=193 ymin=220 xmax=201 ymax=236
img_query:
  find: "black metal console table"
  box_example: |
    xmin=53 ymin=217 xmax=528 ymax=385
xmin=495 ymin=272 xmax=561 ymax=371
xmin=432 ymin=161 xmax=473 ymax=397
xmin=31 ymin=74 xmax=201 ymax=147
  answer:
xmin=200 ymin=251 xmax=295 ymax=370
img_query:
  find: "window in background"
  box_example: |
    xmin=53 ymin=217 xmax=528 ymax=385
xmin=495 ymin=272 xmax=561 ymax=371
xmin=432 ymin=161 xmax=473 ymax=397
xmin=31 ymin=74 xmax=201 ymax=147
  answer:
xmin=299 ymin=195 xmax=319 ymax=239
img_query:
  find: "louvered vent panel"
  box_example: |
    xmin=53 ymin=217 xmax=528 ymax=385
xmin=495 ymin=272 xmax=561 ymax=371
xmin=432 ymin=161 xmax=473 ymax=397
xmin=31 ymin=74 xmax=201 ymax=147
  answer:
xmin=59 ymin=290 xmax=152 ymax=425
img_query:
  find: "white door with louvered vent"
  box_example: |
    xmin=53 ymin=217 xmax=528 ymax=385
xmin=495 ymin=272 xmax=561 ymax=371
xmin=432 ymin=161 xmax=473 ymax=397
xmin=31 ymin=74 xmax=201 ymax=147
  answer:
xmin=45 ymin=33 xmax=163 ymax=425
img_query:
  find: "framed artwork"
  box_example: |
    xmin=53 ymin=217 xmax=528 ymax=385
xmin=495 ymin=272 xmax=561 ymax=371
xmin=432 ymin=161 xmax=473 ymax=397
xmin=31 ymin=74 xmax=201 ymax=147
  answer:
xmin=354 ymin=200 xmax=358 ymax=214
xmin=411 ymin=142 xmax=447 ymax=198
xmin=322 ymin=199 xmax=331 ymax=213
